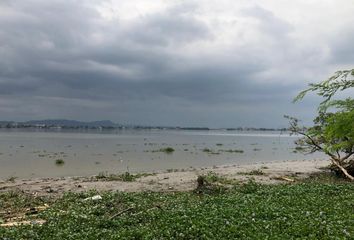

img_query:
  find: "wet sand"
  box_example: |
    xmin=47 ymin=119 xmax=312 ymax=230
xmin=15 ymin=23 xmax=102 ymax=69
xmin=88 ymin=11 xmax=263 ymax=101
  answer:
xmin=0 ymin=159 xmax=329 ymax=196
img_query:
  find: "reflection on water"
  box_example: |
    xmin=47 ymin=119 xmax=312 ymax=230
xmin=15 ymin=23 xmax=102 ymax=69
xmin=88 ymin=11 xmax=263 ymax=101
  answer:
xmin=0 ymin=129 xmax=324 ymax=178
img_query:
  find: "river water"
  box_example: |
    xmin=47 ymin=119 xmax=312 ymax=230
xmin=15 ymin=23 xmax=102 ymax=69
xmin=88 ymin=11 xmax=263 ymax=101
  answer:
xmin=0 ymin=129 xmax=325 ymax=178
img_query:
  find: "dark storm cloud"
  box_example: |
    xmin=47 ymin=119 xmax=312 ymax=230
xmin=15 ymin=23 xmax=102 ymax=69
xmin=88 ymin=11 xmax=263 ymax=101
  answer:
xmin=0 ymin=1 xmax=352 ymax=127
xmin=0 ymin=77 xmax=41 ymax=94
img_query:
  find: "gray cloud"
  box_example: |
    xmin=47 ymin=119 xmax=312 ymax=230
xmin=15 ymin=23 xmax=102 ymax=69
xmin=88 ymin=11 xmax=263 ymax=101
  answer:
xmin=0 ymin=0 xmax=352 ymax=127
xmin=125 ymin=7 xmax=211 ymax=46
xmin=329 ymin=28 xmax=354 ymax=64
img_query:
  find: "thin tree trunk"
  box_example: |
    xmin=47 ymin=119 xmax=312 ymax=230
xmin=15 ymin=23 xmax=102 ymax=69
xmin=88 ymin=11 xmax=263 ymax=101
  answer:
xmin=331 ymin=159 xmax=354 ymax=180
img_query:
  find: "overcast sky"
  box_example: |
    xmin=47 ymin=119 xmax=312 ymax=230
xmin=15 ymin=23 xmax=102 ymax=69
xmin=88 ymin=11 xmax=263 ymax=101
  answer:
xmin=0 ymin=0 xmax=353 ymax=128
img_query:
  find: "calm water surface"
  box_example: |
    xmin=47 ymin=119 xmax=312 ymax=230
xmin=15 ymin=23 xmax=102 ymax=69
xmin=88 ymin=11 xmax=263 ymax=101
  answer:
xmin=0 ymin=129 xmax=325 ymax=178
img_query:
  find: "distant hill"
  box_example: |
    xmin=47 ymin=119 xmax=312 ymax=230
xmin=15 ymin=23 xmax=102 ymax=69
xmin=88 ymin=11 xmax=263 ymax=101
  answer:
xmin=0 ymin=121 xmax=14 ymax=124
xmin=24 ymin=119 xmax=117 ymax=128
xmin=0 ymin=121 xmax=14 ymax=126
xmin=0 ymin=119 xmax=287 ymax=131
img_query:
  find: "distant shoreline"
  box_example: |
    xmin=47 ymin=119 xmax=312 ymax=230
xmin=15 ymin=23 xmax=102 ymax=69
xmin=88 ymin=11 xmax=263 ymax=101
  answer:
xmin=0 ymin=119 xmax=288 ymax=132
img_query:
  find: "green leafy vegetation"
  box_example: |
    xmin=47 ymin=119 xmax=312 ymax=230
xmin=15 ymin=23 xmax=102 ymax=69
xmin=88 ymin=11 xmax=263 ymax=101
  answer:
xmin=1 ymin=182 xmax=354 ymax=239
xmin=200 ymin=172 xmax=236 ymax=185
xmin=5 ymin=176 xmax=17 ymax=183
xmin=203 ymin=148 xmax=244 ymax=154
xmin=95 ymin=172 xmax=155 ymax=182
xmin=202 ymin=148 xmax=219 ymax=154
xmin=151 ymin=147 xmax=175 ymax=154
xmin=54 ymin=159 xmax=65 ymax=166
xmin=300 ymin=171 xmax=353 ymax=184
xmin=219 ymin=149 xmax=244 ymax=153
xmin=238 ymin=169 xmax=265 ymax=176
xmin=290 ymin=69 xmax=354 ymax=180
xmin=166 ymin=168 xmax=184 ymax=173
xmin=202 ymin=148 xmax=211 ymax=153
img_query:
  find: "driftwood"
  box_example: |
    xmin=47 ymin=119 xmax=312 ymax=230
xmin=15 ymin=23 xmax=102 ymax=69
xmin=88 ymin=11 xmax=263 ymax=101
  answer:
xmin=109 ymin=207 xmax=134 ymax=220
xmin=272 ymin=176 xmax=295 ymax=182
xmin=1 ymin=219 xmax=46 ymax=227
xmin=0 ymin=204 xmax=49 ymax=227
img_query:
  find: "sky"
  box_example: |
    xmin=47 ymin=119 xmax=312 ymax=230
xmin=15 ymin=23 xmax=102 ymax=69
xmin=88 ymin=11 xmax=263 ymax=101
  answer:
xmin=0 ymin=0 xmax=353 ymax=128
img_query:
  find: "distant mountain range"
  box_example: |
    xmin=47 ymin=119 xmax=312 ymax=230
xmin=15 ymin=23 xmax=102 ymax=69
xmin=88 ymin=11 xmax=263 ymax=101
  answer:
xmin=0 ymin=119 xmax=288 ymax=131
xmin=0 ymin=119 xmax=118 ymax=128
xmin=25 ymin=119 xmax=117 ymax=127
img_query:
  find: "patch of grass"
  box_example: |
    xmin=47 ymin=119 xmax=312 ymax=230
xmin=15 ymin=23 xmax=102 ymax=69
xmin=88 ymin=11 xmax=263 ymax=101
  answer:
xmin=203 ymin=172 xmax=235 ymax=185
xmin=238 ymin=169 xmax=265 ymax=176
xmin=219 ymin=149 xmax=244 ymax=153
xmin=165 ymin=168 xmax=186 ymax=173
xmin=202 ymin=148 xmax=219 ymax=154
xmin=295 ymin=146 xmax=305 ymax=151
xmin=194 ymin=174 xmax=229 ymax=195
xmin=202 ymin=148 xmax=212 ymax=153
xmin=6 ymin=176 xmax=17 ymax=183
xmin=95 ymin=172 xmax=155 ymax=182
xmin=151 ymin=147 xmax=175 ymax=154
xmin=300 ymin=171 xmax=351 ymax=184
xmin=55 ymin=159 xmax=65 ymax=166
xmin=293 ymin=146 xmax=307 ymax=153
xmin=194 ymin=172 xmax=237 ymax=195
xmin=118 ymin=172 xmax=136 ymax=182
xmin=1 ymin=182 xmax=354 ymax=239
xmin=204 ymin=172 xmax=224 ymax=183
xmin=235 ymin=179 xmax=260 ymax=194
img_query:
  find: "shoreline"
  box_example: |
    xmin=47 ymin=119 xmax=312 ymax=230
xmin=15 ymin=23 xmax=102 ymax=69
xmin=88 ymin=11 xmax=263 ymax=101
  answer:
xmin=0 ymin=159 xmax=329 ymax=196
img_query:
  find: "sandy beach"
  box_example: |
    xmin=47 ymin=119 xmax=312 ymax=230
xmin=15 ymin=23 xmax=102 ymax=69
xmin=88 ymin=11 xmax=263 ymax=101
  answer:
xmin=0 ymin=159 xmax=329 ymax=196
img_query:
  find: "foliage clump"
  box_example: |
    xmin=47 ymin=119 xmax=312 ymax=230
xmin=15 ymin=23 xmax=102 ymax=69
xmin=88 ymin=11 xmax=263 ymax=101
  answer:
xmin=202 ymin=148 xmax=220 ymax=154
xmin=219 ymin=149 xmax=244 ymax=153
xmin=95 ymin=172 xmax=154 ymax=182
xmin=151 ymin=147 xmax=175 ymax=154
xmin=240 ymin=169 xmax=265 ymax=176
xmin=55 ymin=159 xmax=65 ymax=166
xmin=289 ymin=69 xmax=354 ymax=179
xmin=162 ymin=147 xmax=175 ymax=153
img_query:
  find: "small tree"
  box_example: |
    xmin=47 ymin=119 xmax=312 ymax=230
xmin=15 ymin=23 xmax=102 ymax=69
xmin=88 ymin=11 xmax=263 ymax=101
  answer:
xmin=288 ymin=69 xmax=354 ymax=180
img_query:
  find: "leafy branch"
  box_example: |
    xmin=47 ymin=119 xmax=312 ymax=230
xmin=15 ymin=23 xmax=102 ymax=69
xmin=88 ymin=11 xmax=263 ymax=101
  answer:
xmin=289 ymin=69 xmax=354 ymax=180
xmin=294 ymin=69 xmax=354 ymax=112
